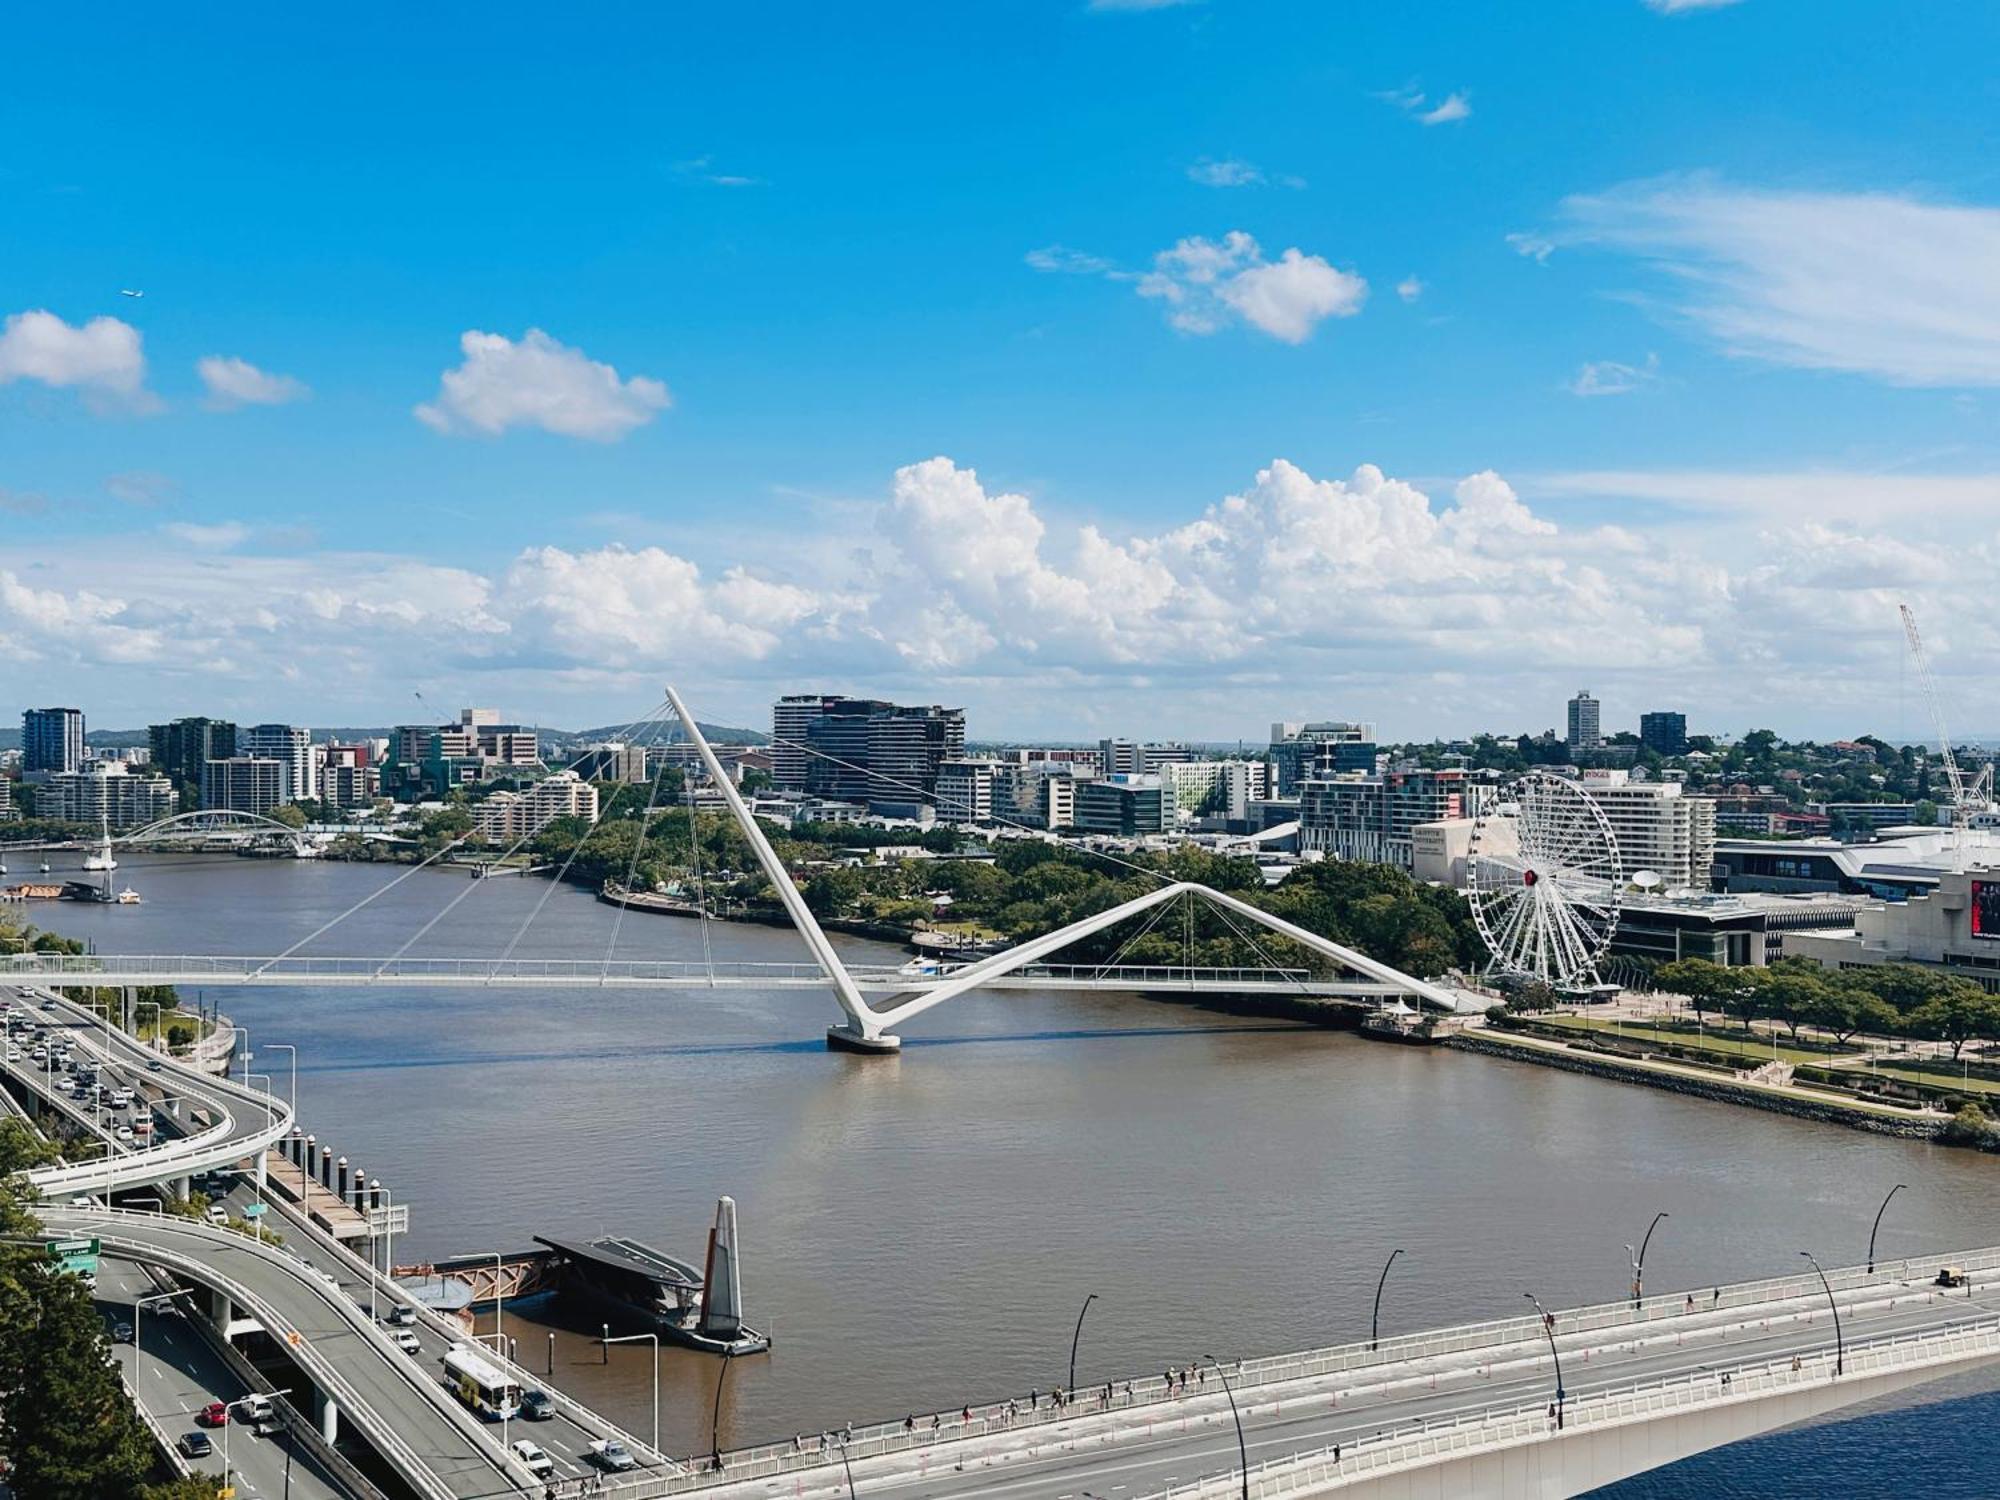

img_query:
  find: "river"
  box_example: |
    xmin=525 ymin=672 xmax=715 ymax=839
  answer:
xmin=28 ymin=851 xmax=2000 ymax=1492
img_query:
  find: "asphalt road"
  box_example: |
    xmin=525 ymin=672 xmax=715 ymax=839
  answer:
xmin=695 ymin=1279 xmax=2000 ymax=1500
xmin=96 ymin=1255 xmax=351 ymax=1500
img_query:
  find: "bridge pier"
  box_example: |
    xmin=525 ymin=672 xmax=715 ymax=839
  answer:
xmin=826 ymin=1024 xmax=901 ymax=1055
xmin=316 ymin=1390 xmax=339 ymax=1444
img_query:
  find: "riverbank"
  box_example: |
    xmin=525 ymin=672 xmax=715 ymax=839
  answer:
xmin=1448 ymin=1028 xmax=1950 ymax=1141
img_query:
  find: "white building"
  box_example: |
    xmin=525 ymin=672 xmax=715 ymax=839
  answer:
xmin=46 ymin=761 xmax=175 ymax=830
xmin=1787 ymin=865 xmax=2000 ymax=994
xmin=473 ymin=770 xmax=600 ymax=842
xmin=1161 ymin=760 xmax=1269 ymax=824
xmin=200 ymin=757 xmax=287 ymax=816
xmin=1300 ymin=769 xmax=1471 ymax=868
xmin=1581 ymin=770 xmax=1715 ymax=891
xmin=1567 ymin=690 xmax=1602 ymax=749
xmin=241 ymin=723 xmax=315 ymax=802
xmin=936 ymin=759 xmax=1002 ymax=824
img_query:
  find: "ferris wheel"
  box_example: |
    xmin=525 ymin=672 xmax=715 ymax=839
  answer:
xmin=1467 ymin=771 xmax=1623 ymax=988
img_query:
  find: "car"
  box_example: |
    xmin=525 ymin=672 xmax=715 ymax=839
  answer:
xmin=179 ymin=1432 xmax=213 ymax=1459
xmin=385 ymin=1303 xmax=418 ymax=1327
xmin=147 ymin=1058 xmax=164 ymax=1072
xmin=510 ymin=1439 xmax=555 ymax=1478
xmin=114 ymin=1126 xmax=134 ymax=1142
xmin=205 ymin=1204 xmax=230 ymax=1225
xmin=519 ymin=1389 xmax=556 ymax=1421
xmin=240 ymin=1394 xmax=274 ymax=1423
xmin=110 ymin=1320 xmax=133 ymax=1343
xmin=588 ymin=1437 xmax=637 ymax=1472
xmin=3 ymin=1047 xmax=19 ymax=1062
xmin=1937 ymin=1265 xmax=1970 ymax=1288
xmin=197 ymin=1401 xmax=229 ymax=1428
xmin=391 ymin=1329 xmax=421 ymax=1355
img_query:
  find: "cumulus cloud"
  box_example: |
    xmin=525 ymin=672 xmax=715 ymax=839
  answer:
xmin=1397 ymin=276 xmax=1425 ymax=303
xmin=1569 ymin=353 xmax=1660 ymax=396
xmin=1188 ymin=158 xmax=1263 ymax=188
xmin=415 ymin=329 xmax=671 ymax=440
xmin=197 ymin=355 xmax=309 ymax=409
xmin=1137 ymin=232 xmax=1367 ymax=342
xmin=1549 ymin=177 xmax=2000 ymax=386
xmin=11 ymin=455 xmax=2000 ymax=736
xmin=0 ymin=309 xmax=151 ymax=407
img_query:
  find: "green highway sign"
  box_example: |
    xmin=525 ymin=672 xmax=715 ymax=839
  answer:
xmin=46 ymin=1236 xmax=101 ymax=1274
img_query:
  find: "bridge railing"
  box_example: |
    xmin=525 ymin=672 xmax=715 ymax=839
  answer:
xmin=0 ymin=953 xmax=840 ymax=985
xmin=641 ymin=1244 xmax=2000 ymax=1493
xmin=1145 ymin=1316 xmax=2000 ymax=1498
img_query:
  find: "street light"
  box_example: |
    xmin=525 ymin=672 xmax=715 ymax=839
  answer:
xmin=602 ymin=1332 xmax=661 ymax=1454
xmin=1067 ymin=1293 xmax=1098 ymax=1394
xmin=133 ymin=1287 xmax=195 ymax=1377
xmin=265 ymin=1041 xmax=299 ymax=1120
xmin=1867 ymin=1184 xmax=1907 ymax=1274
xmin=1627 ymin=1212 xmax=1669 ymax=1306
xmin=1523 ymin=1294 xmax=1566 ymax=1429
xmin=1799 ymin=1251 xmax=1844 ymax=1376
xmin=710 ymin=1347 xmax=736 ymax=1469
xmin=837 ymin=1435 xmax=860 ymax=1497
xmin=1371 ymin=1249 xmax=1404 ymax=1351
xmin=1200 ymin=1356 xmax=1249 ymax=1500
xmin=221 ymin=1388 xmax=290 ymax=1495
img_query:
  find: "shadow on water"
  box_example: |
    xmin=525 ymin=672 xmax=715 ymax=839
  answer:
xmin=297 ymin=1021 xmax=1313 ymax=1073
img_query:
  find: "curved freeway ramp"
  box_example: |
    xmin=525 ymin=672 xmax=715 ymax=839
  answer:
xmin=40 ymin=1207 xmax=536 ymax=1500
xmin=15 ymin=991 xmax=295 ymax=1200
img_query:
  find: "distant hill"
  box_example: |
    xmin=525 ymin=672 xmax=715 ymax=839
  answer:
xmin=562 ymin=722 xmax=767 ymax=746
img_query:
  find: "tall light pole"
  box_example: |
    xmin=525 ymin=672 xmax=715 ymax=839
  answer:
xmin=1371 ymin=1249 xmax=1404 ymax=1351
xmin=133 ymin=1288 xmax=195 ymax=1379
xmin=1523 ymin=1294 xmax=1566 ymax=1429
xmin=1867 ymin=1184 xmax=1906 ymax=1274
xmin=1627 ymin=1211 xmax=1669 ymax=1306
xmin=837 ymin=1435 xmax=860 ymax=1497
xmin=1067 ymin=1293 xmax=1098 ymax=1393
xmin=266 ymin=1042 xmax=299 ymax=1120
xmin=1800 ymin=1251 xmax=1844 ymax=1376
xmin=1201 ymin=1356 xmax=1249 ymax=1500
xmin=221 ymin=1388 xmax=289 ymax=1494
xmin=710 ymin=1347 xmax=736 ymax=1469
xmin=247 ymin=1072 xmax=276 ymax=1222
xmin=602 ymin=1332 xmax=660 ymax=1454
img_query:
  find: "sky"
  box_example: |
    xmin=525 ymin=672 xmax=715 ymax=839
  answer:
xmin=4 ymin=2 xmax=1999 ymax=743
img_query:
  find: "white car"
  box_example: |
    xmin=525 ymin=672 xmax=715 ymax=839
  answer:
xmin=588 ymin=1437 xmax=637 ymax=1472
xmin=510 ymin=1439 xmax=554 ymax=1478
xmin=391 ymin=1329 xmax=422 ymax=1355
xmin=206 ymin=1204 xmax=230 ymax=1225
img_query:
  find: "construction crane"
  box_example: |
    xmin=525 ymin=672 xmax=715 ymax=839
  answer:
xmin=1899 ymin=602 xmax=1995 ymax=832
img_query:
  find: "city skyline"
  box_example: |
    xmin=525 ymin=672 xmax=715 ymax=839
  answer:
xmin=4 ymin=4 xmax=1999 ymax=739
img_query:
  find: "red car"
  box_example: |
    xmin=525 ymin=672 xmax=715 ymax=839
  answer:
xmin=197 ymin=1401 xmax=229 ymax=1428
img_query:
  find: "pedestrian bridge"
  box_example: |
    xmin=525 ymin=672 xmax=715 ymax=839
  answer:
xmin=667 ymin=1248 xmax=2000 ymax=1500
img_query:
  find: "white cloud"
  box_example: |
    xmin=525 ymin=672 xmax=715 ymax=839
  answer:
xmin=1396 ymin=276 xmax=1425 ymax=303
xmin=1507 ymin=232 xmax=1555 ymax=264
xmin=0 ymin=309 xmax=150 ymax=406
xmin=1569 ymin=353 xmax=1660 ymax=396
xmin=1379 ymin=86 xmax=1472 ymax=126
xmin=1418 ymin=92 xmax=1472 ymax=125
xmin=1550 ymin=177 xmax=2000 ymax=386
xmin=415 ymin=328 xmax=671 ymax=440
xmin=161 ymin=522 xmax=251 ymax=550
xmin=670 ymin=155 xmax=764 ymax=187
xmin=197 ymin=355 xmax=309 ymax=410
xmin=1644 ymin=0 xmax=1743 ymax=12
xmin=1137 ymin=232 xmax=1367 ymax=342
xmin=1187 ymin=158 xmax=1300 ymax=189
xmin=1025 ymin=245 xmax=1116 ymax=275
xmin=13 ymin=456 xmax=2000 ymax=737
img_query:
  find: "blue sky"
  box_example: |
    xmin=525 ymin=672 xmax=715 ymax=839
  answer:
xmin=4 ymin=2 xmax=1999 ymax=741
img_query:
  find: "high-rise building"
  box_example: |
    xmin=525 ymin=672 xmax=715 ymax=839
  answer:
xmin=240 ymin=724 xmax=315 ymax=803
xmin=472 ymin=771 xmax=600 ymax=841
xmin=573 ymin=743 xmax=650 ymax=783
xmin=1269 ymin=721 xmax=1376 ymax=796
xmin=318 ymin=759 xmax=381 ymax=811
xmin=935 ymin=760 xmax=1002 ymax=824
xmin=1160 ymin=760 xmax=1270 ymax=824
xmin=0 ymin=777 xmax=13 ymax=821
xmin=201 ymin=757 xmax=285 ymax=816
xmin=149 ymin=718 xmax=237 ymax=808
xmin=1639 ymin=711 xmax=1689 ymax=757
xmin=47 ymin=761 xmax=175 ymax=829
xmin=1581 ymin=770 xmax=1715 ymax=890
xmin=1073 ymin=775 xmax=1169 ymax=837
xmin=774 ymin=695 xmax=966 ymax=813
xmin=1566 ymin=690 xmax=1602 ymax=750
xmin=1099 ymin=740 xmax=1195 ymax=777
xmin=1299 ymin=768 xmax=1470 ymax=867
xmin=22 ymin=707 xmax=85 ymax=775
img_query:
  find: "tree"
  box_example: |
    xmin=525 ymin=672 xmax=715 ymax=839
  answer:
xmin=1754 ymin=969 xmax=1829 ymax=1041
xmin=1802 ymin=988 xmax=1899 ymax=1047
xmin=268 ymin=802 xmax=309 ymax=829
xmin=1905 ymin=983 xmax=2000 ymax=1062
xmin=1655 ymin=959 xmax=1736 ymax=1023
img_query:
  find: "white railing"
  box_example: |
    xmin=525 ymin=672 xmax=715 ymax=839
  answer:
xmin=649 ymin=1244 xmax=2000 ymax=1492
xmin=1144 ymin=1318 xmax=2000 ymax=1498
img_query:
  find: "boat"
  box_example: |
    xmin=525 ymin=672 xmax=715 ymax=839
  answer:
xmin=114 ymin=888 xmax=143 ymax=905
xmin=1360 ymin=999 xmax=1439 ymax=1046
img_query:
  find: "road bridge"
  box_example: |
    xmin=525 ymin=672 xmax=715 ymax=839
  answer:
xmin=653 ymin=1248 xmax=2000 ymax=1500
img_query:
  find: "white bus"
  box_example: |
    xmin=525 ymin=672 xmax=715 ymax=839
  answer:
xmin=442 ymin=1344 xmax=521 ymax=1421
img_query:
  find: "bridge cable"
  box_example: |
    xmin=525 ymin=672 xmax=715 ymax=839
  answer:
xmin=599 ymin=713 xmax=690 ymax=983
xmin=1087 ymin=888 xmax=1183 ymax=981
xmin=1202 ymin=895 xmax=1318 ymax=993
xmin=486 ymin=699 xmax=672 ymax=982
xmin=250 ymin=832 xmax=479 ymax=978
xmin=684 ymin=772 xmax=716 ymax=984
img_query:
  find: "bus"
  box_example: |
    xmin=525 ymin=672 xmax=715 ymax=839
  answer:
xmin=441 ymin=1344 xmax=521 ymax=1421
